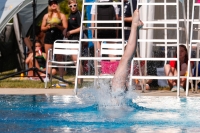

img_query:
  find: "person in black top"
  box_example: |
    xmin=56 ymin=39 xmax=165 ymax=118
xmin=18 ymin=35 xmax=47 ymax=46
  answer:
xmin=63 ymin=0 xmax=81 ymax=40
xmin=63 ymin=0 xmax=83 ymax=84
xmin=41 ymin=0 xmax=67 ymax=80
xmin=118 ymin=0 xmax=138 ymax=40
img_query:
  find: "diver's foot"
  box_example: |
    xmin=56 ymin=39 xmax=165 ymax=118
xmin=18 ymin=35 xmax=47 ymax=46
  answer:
xmin=132 ymin=9 xmax=144 ymax=29
xmin=138 ymin=20 xmax=144 ymax=30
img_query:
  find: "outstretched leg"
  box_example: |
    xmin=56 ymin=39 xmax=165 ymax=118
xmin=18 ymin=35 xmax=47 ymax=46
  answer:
xmin=112 ymin=9 xmax=141 ymax=91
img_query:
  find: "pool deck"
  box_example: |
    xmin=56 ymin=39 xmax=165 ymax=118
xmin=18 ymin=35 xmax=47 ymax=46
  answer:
xmin=0 ymin=88 xmax=199 ymax=97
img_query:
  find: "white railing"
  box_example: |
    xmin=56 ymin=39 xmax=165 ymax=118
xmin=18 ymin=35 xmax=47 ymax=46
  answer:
xmin=74 ymin=0 xmax=195 ymax=97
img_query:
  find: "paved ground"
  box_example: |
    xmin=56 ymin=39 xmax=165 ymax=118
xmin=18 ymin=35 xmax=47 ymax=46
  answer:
xmin=0 ymin=88 xmax=199 ymax=97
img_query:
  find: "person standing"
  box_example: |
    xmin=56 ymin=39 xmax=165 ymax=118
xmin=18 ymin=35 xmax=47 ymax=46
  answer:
xmin=118 ymin=0 xmax=137 ymax=40
xmin=63 ymin=0 xmax=81 ymax=40
xmin=41 ymin=0 xmax=67 ymax=80
xmin=63 ymin=0 xmax=83 ymax=84
xmin=90 ymin=0 xmax=119 ymax=57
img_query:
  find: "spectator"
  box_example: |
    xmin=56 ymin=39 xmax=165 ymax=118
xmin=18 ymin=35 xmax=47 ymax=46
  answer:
xmin=63 ymin=0 xmax=81 ymax=40
xmin=62 ymin=0 xmax=83 ymax=84
xmin=90 ymin=0 xmax=119 ymax=57
xmin=25 ymin=40 xmax=56 ymax=78
xmin=118 ymin=0 xmax=137 ymax=40
xmin=164 ymin=45 xmax=191 ymax=92
xmin=41 ymin=0 xmax=67 ymax=80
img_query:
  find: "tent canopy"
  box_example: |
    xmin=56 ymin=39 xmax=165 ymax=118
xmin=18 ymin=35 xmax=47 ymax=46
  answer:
xmin=17 ymin=0 xmax=49 ymax=37
xmin=0 ymin=0 xmax=33 ymax=33
xmin=0 ymin=0 xmax=64 ymax=37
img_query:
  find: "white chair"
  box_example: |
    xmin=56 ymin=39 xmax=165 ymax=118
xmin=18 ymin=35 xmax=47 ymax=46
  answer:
xmin=99 ymin=41 xmax=126 ymax=74
xmin=100 ymin=41 xmax=125 ymax=58
xmin=44 ymin=40 xmax=80 ymax=90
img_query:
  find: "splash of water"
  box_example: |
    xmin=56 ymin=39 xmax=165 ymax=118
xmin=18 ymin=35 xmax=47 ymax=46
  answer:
xmin=78 ymin=78 xmax=138 ymax=112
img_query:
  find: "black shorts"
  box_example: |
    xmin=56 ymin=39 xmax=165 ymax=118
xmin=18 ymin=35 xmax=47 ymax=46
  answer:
xmin=44 ymin=28 xmax=63 ymax=44
xmin=125 ymin=30 xmax=130 ymax=40
xmin=118 ymin=30 xmax=130 ymax=41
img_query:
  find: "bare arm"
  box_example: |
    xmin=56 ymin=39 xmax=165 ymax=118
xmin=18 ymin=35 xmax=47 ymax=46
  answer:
xmin=124 ymin=16 xmax=133 ymax=22
xmin=41 ymin=14 xmax=50 ymax=31
xmin=25 ymin=53 xmax=33 ymax=64
xmin=67 ymin=27 xmax=80 ymax=35
xmin=91 ymin=14 xmax=95 ymax=37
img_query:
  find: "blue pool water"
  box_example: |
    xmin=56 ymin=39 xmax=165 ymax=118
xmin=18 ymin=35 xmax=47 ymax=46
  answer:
xmin=1 ymin=90 xmax=200 ymax=132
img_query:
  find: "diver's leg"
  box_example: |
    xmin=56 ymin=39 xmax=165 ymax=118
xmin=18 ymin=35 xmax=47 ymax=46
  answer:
xmin=112 ymin=9 xmax=140 ymax=91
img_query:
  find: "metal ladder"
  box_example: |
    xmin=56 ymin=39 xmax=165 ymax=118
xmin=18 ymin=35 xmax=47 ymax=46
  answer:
xmin=129 ymin=0 xmax=182 ymax=96
xmin=74 ymin=0 xmax=125 ymax=94
xmin=186 ymin=0 xmax=200 ymax=95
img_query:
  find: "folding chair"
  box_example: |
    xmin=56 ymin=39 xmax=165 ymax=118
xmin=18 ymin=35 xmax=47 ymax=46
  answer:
xmin=44 ymin=40 xmax=80 ymax=89
xmin=99 ymin=41 xmax=126 ymax=75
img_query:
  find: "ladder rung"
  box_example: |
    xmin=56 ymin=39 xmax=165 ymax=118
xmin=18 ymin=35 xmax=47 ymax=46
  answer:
xmin=129 ymin=76 xmax=178 ymax=80
xmin=191 ymin=40 xmax=200 ymax=43
xmin=155 ymin=44 xmax=181 ymax=46
xmin=83 ymin=2 xmax=123 ymax=6
xmin=142 ymin=27 xmax=178 ymax=30
xmin=142 ymin=27 xmax=185 ymax=30
xmin=192 ymin=21 xmax=200 ymax=24
xmin=77 ymin=75 xmax=114 ymax=79
xmin=87 ymin=27 xmax=123 ymax=29
xmin=190 ymin=43 xmax=200 ymax=46
xmin=138 ymin=39 xmax=177 ymax=42
xmin=188 ymin=77 xmax=200 ymax=80
xmin=79 ymin=57 xmax=121 ymax=60
xmin=88 ymin=27 xmax=184 ymax=30
xmin=193 ymin=3 xmax=200 ymax=6
xmin=143 ymin=20 xmax=178 ymax=24
xmin=133 ymin=58 xmax=178 ymax=61
xmin=81 ymin=38 xmax=123 ymax=42
xmin=78 ymin=57 xmax=178 ymax=61
xmin=138 ymin=3 xmax=177 ymax=6
xmin=82 ymin=20 xmax=123 ymax=23
xmin=88 ymin=27 xmax=136 ymax=30
xmin=77 ymin=75 xmax=178 ymax=80
xmin=188 ymin=58 xmax=200 ymax=61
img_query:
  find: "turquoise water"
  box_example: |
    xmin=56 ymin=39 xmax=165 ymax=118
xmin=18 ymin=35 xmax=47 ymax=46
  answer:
xmin=0 ymin=92 xmax=200 ymax=132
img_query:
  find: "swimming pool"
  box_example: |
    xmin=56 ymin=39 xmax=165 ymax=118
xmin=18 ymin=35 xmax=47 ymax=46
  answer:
xmin=0 ymin=92 xmax=200 ymax=133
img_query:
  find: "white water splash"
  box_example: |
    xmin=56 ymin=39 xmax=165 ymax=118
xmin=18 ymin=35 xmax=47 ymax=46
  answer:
xmin=78 ymin=78 xmax=138 ymax=111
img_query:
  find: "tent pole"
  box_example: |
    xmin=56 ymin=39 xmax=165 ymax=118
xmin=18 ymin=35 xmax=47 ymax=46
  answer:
xmin=32 ymin=0 xmax=37 ymax=77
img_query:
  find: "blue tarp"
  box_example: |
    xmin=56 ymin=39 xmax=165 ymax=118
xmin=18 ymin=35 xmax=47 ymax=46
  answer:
xmin=85 ymin=0 xmax=94 ymax=48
